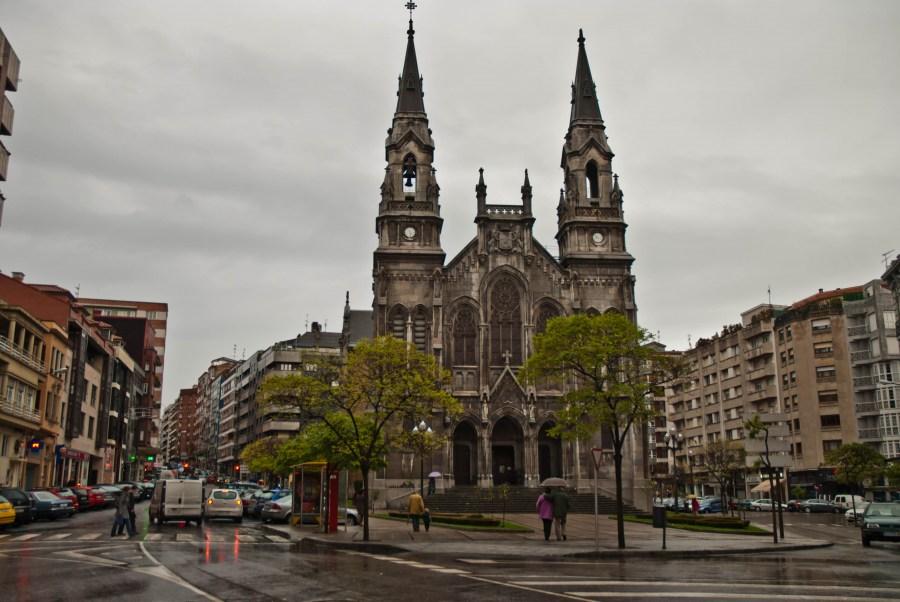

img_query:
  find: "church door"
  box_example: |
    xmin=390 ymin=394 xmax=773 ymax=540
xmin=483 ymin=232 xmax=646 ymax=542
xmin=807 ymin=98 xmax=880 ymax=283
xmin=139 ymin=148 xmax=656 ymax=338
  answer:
xmin=538 ymin=422 xmax=562 ymax=482
xmin=452 ymin=422 xmax=478 ymax=486
xmin=491 ymin=416 xmax=524 ymax=485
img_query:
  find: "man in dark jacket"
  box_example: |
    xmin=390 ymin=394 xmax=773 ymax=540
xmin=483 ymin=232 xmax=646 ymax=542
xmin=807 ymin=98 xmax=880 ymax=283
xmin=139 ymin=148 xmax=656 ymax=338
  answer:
xmin=550 ymin=488 xmax=571 ymax=541
xmin=126 ymin=487 xmax=137 ymax=537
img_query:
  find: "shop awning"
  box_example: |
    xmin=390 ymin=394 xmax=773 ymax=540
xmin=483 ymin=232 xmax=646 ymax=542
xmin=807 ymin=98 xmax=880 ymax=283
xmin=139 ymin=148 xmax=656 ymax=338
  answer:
xmin=750 ymin=480 xmax=772 ymax=493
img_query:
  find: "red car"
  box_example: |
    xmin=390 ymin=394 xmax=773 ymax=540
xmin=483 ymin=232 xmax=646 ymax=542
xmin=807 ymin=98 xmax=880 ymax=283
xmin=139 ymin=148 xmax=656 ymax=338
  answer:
xmin=72 ymin=486 xmax=106 ymax=510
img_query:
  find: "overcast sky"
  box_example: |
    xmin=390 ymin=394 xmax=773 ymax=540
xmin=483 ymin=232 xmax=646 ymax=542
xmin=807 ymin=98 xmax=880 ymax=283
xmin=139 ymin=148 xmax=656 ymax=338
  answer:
xmin=1 ymin=1 xmax=898 ymax=407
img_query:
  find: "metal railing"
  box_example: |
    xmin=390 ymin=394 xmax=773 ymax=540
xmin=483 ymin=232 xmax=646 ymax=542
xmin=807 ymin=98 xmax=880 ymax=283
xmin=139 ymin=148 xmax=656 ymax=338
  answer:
xmin=0 ymin=396 xmax=41 ymax=424
xmin=0 ymin=334 xmax=46 ymax=372
xmin=848 ymin=325 xmax=868 ymax=337
xmin=850 ymin=350 xmax=872 ymax=362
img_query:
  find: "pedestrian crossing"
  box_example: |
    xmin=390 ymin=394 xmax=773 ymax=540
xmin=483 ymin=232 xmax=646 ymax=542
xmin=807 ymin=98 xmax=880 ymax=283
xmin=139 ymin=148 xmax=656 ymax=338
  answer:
xmin=0 ymin=529 xmax=289 ymax=545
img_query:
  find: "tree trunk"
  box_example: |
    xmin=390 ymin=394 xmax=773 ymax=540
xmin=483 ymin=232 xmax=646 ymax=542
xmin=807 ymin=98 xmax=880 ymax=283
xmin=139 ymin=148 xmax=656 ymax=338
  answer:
xmin=361 ymin=466 xmax=370 ymax=542
xmin=613 ymin=450 xmax=625 ymax=549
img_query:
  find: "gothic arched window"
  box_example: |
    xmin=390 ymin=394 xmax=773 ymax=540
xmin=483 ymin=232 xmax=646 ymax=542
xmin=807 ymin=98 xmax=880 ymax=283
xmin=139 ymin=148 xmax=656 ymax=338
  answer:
xmin=490 ymin=277 xmax=523 ymax=365
xmin=412 ymin=305 xmax=429 ymax=353
xmin=402 ymin=154 xmax=417 ymax=195
xmin=585 ymin=161 xmax=599 ymax=199
xmin=536 ymin=304 xmax=561 ymax=335
xmin=388 ymin=305 xmax=408 ymax=341
xmin=453 ymin=307 xmax=477 ymax=365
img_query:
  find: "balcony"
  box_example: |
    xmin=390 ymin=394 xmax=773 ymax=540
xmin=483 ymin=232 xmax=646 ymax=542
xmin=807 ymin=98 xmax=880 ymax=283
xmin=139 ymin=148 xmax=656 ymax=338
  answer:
xmin=260 ymin=419 xmax=299 ymax=434
xmin=853 ymin=375 xmax=876 ymax=389
xmin=744 ymin=345 xmax=773 ymax=361
xmin=850 ymin=350 xmax=871 ymax=362
xmin=816 ymin=374 xmax=837 ymax=384
xmin=4 ymin=42 xmax=19 ymax=92
xmin=748 ymin=364 xmax=775 ymax=381
xmin=0 ymin=396 xmax=41 ymax=424
xmin=848 ymin=325 xmax=868 ymax=338
xmin=0 ymin=96 xmax=13 ymax=135
xmin=0 ymin=139 xmax=8 ymax=182
xmin=858 ymin=428 xmax=880 ymax=441
xmin=0 ymin=334 xmax=45 ymax=372
xmin=856 ymin=402 xmax=880 ymax=415
xmin=745 ymin=384 xmax=777 ymax=402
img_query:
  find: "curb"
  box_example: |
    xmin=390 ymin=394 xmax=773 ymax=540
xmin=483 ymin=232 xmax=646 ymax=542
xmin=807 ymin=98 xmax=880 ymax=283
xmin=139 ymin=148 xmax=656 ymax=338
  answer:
xmin=261 ymin=523 xmax=834 ymax=559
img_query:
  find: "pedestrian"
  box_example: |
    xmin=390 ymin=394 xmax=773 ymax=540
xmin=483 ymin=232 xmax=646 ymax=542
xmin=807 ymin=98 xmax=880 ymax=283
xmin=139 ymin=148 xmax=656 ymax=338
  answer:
xmin=422 ymin=507 xmax=431 ymax=532
xmin=691 ymin=497 xmax=700 ymax=515
xmin=408 ymin=489 xmax=425 ymax=532
xmin=550 ymin=487 xmax=570 ymax=541
xmin=110 ymin=488 xmax=129 ymax=537
xmin=353 ymin=488 xmax=366 ymax=523
xmin=126 ymin=486 xmax=137 ymax=537
xmin=427 ymin=476 xmax=436 ymax=496
xmin=536 ymin=487 xmax=554 ymax=541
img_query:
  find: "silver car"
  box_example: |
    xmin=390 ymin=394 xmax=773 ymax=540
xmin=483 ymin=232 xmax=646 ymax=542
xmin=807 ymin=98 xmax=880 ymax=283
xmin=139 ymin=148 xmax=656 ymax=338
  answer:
xmin=204 ymin=489 xmax=243 ymax=523
xmin=261 ymin=494 xmax=292 ymax=523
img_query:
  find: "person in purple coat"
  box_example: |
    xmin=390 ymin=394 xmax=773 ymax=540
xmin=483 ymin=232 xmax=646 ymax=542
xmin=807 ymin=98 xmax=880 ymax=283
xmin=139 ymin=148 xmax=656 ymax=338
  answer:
xmin=536 ymin=487 xmax=554 ymax=541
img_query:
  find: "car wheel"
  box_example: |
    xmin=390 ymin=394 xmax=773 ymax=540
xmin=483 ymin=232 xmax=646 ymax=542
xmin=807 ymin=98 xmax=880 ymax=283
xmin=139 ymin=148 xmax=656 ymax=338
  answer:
xmin=862 ymin=535 xmax=871 ymax=547
xmin=348 ymin=515 xmax=358 ymax=526
xmin=804 ymin=508 xmax=811 ymax=513
xmin=235 ymin=517 xmax=242 ymax=524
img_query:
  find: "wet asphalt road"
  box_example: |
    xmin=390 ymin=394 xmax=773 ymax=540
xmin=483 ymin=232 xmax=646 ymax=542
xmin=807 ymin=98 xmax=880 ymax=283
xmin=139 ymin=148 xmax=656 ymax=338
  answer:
xmin=2 ymin=504 xmax=899 ymax=601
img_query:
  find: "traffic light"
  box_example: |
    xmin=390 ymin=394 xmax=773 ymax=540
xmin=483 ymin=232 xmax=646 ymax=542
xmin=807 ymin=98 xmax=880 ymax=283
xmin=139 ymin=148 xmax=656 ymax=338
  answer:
xmin=128 ymin=454 xmax=137 ymax=462
xmin=29 ymin=439 xmax=42 ymax=452
xmin=146 ymin=455 xmax=155 ymax=462
xmin=183 ymin=463 xmax=190 ymax=470
xmin=234 ymin=464 xmax=240 ymax=472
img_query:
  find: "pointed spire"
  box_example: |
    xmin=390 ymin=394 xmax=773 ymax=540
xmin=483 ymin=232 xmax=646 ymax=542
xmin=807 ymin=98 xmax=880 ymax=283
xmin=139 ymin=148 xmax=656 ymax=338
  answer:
xmin=521 ymin=169 xmax=532 ymax=214
xmin=569 ymin=28 xmax=603 ymax=125
xmin=344 ymin=291 xmax=351 ymax=318
xmin=395 ymin=19 xmax=426 ymax=114
xmin=476 ymin=167 xmax=487 ymax=213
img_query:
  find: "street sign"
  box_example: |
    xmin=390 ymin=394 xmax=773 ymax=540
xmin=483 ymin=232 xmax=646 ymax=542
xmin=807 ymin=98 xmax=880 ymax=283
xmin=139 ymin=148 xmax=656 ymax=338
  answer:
xmin=591 ymin=447 xmax=607 ymax=471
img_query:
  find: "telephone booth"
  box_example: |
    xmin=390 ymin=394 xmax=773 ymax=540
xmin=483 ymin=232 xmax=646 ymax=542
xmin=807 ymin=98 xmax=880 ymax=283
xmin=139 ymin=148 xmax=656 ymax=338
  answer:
xmin=291 ymin=461 xmax=347 ymax=533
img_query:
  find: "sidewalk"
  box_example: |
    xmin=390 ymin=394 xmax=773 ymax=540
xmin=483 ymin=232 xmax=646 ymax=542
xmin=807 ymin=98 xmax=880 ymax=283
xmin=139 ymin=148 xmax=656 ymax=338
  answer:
xmin=261 ymin=513 xmax=832 ymax=559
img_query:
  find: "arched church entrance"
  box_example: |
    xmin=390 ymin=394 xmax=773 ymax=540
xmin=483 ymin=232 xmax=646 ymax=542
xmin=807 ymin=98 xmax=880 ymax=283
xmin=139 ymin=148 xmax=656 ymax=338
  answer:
xmin=538 ymin=422 xmax=562 ymax=482
xmin=452 ymin=421 xmax=478 ymax=486
xmin=491 ymin=416 xmax=524 ymax=485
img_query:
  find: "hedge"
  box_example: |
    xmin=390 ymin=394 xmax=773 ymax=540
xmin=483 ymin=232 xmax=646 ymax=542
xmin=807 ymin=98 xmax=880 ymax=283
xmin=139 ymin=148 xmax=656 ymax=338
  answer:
xmin=635 ymin=513 xmax=749 ymax=529
xmin=387 ymin=511 xmax=501 ymax=527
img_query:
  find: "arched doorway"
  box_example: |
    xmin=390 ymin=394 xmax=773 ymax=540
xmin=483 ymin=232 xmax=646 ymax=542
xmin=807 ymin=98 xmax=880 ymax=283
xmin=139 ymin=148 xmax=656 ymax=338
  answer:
xmin=491 ymin=416 xmax=524 ymax=485
xmin=452 ymin=421 xmax=478 ymax=486
xmin=538 ymin=422 xmax=562 ymax=482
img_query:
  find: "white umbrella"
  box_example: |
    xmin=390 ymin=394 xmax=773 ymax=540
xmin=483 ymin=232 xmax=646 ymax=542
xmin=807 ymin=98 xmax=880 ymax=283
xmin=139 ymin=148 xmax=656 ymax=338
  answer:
xmin=428 ymin=471 xmax=442 ymax=478
xmin=540 ymin=477 xmax=568 ymax=487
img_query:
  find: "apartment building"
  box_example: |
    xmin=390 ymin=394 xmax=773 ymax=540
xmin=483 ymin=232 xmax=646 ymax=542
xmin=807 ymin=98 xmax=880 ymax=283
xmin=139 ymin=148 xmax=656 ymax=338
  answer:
xmin=664 ymin=304 xmax=785 ymax=496
xmin=195 ymin=357 xmax=238 ymax=473
xmin=0 ymin=26 xmax=21 ymax=226
xmin=77 ymin=298 xmax=168 ymax=453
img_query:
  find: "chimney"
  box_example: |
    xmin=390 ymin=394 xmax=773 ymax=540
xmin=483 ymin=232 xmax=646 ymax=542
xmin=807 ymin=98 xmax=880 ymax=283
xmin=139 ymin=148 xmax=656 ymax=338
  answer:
xmin=311 ymin=321 xmax=322 ymax=333
xmin=12 ymin=271 xmax=25 ymax=282
xmin=818 ymin=288 xmax=824 ymax=293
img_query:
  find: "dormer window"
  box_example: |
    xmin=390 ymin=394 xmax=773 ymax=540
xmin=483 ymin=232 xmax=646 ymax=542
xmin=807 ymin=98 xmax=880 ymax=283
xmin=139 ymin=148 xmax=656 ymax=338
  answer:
xmin=403 ymin=154 xmax=417 ymax=195
xmin=586 ymin=161 xmax=599 ymax=199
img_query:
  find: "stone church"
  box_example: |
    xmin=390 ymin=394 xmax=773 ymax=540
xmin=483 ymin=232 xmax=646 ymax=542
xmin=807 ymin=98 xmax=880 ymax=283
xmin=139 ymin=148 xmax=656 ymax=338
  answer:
xmin=369 ymin=19 xmax=647 ymax=504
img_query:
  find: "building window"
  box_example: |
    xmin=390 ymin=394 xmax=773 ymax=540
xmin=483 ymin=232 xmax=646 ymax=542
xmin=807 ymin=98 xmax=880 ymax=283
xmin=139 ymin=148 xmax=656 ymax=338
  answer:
xmin=388 ymin=306 xmax=408 ymax=341
xmin=90 ymin=384 xmax=97 ymax=407
xmin=816 ymin=366 xmax=836 ymax=382
xmin=88 ymin=416 xmax=95 ymax=438
xmin=811 ymin=318 xmax=831 ymax=332
xmin=818 ymin=390 xmax=839 ymax=405
xmin=452 ymin=307 xmax=477 ymax=365
xmin=402 ymin=154 xmax=417 ymax=194
xmin=820 ymin=414 xmax=841 ymax=429
xmin=489 ymin=276 xmax=523 ymax=365
xmin=412 ymin=306 xmax=429 ymax=353
xmin=785 ymin=325 xmax=792 ymax=340
xmin=885 ymin=311 xmax=897 ymax=330
xmin=814 ymin=342 xmax=833 ymax=357
xmin=535 ymin=304 xmax=560 ymax=335
xmin=823 ymin=439 xmax=842 ymax=454
xmin=585 ymin=160 xmax=599 ymax=199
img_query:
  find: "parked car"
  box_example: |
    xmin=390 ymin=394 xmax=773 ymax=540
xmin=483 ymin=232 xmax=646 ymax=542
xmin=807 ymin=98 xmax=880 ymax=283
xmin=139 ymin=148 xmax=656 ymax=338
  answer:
xmin=733 ymin=498 xmax=754 ymax=511
xmin=698 ymin=498 xmax=723 ymax=514
xmin=72 ymin=486 xmax=106 ymax=510
xmin=785 ymin=499 xmax=804 ymax=512
xmin=0 ymin=487 xmax=34 ymax=525
xmin=344 ymin=507 xmax=360 ymax=526
xmin=860 ymin=502 xmax=900 ymax=547
xmin=149 ymin=479 xmax=204 ymax=525
xmin=261 ymin=494 xmax=293 ymax=523
xmin=28 ymin=491 xmax=74 ymax=520
xmin=846 ymin=502 xmax=870 ymax=523
xmin=0 ymin=494 xmax=17 ymax=528
xmin=92 ymin=485 xmax=122 ymax=508
xmin=116 ymin=482 xmax=150 ymax=501
xmin=31 ymin=487 xmax=80 ymax=512
xmin=799 ymin=499 xmax=840 ymax=513
xmin=204 ymin=489 xmax=243 ymax=523
xmin=748 ymin=498 xmax=783 ymax=512
xmin=834 ymin=494 xmax=866 ymax=511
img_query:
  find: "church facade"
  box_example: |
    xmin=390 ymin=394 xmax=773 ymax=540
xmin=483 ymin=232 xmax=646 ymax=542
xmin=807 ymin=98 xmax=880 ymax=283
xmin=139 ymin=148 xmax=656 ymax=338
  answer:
xmin=371 ymin=20 xmax=647 ymax=503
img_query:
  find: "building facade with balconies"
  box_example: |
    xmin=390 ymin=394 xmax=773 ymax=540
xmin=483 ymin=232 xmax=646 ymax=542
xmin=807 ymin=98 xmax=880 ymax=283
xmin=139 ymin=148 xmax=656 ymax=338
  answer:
xmin=0 ymin=26 xmax=21 ymax=226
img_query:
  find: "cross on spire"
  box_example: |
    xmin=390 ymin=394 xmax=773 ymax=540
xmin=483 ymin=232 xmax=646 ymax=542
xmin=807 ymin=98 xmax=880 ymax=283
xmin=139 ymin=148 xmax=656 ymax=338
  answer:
xmin=406 ymin=1 xmax=417 ymax=20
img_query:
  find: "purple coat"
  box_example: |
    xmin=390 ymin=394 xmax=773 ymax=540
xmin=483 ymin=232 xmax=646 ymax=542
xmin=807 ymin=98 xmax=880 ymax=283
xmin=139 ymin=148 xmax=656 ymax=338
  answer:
xmin=536 ymin=494 xmax=553 ymax=520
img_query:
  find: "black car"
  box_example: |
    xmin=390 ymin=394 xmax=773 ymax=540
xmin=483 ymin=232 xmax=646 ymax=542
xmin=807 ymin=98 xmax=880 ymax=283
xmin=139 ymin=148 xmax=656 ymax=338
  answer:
xmin=27 ymin=491 xmax=74 ymax=520
xmin=0 ymin=487 xmax=34 ymax=525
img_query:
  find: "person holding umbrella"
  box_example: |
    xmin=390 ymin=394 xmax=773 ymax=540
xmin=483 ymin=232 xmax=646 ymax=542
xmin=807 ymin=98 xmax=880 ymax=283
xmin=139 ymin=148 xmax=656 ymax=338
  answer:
xmin=427 ymin=471 xmax=441 ymax=496
xmin=541 ymin=478 xmax=570 ymax=541
xmin=536 ymin=487 xmax=554 ymax=541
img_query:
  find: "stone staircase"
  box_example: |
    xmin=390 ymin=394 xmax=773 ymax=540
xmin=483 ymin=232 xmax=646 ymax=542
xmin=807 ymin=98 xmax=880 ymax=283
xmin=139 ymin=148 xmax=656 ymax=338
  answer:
xmin=423 ymin=486 xmax=635 ymax=514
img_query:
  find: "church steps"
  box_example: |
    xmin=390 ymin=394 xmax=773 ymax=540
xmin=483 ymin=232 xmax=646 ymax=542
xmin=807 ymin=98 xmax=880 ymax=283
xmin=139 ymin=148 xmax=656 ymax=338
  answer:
xmin=424 ymin=487 xmax=635 ymax=515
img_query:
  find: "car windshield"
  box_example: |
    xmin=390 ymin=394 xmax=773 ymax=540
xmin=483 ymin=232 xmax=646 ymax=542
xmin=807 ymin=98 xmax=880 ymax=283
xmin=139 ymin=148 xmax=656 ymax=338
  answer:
xmin=0 ymin=495 xmax=8 ymax=504
xmin=865 ymin=503 xmax=900 ymax=517
xmin=32 ymin=491 xmax=59 ymax=501
xmin=213 ymin=490 xmax=238 ymax=500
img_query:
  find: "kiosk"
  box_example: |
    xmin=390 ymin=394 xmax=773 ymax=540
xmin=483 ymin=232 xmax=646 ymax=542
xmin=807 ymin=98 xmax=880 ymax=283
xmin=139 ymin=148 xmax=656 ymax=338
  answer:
xmin=291 ymin=461 xmax=346 ymax=533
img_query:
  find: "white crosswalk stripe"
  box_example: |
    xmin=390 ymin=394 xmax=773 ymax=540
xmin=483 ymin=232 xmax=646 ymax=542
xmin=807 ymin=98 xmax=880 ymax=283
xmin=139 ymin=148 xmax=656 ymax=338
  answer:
xmin=9 ymin=533 xmax=40 ymax=541
xmin=175 ymin=533 xmax=196 ymax=542
xmin=0 ymin=534 xmax=9 ymax=540
xmin=46 ymin=533 xmax=72 ymax=540
xmin=77 ymin=533 xmax=102 ymax=540
xmin=236 ymin=534 xmax=258 ymax=542
xmin=144 ymin=533 xmax=164 ymax=541
xmin=0 ymin=529 xmax=292 ymax=545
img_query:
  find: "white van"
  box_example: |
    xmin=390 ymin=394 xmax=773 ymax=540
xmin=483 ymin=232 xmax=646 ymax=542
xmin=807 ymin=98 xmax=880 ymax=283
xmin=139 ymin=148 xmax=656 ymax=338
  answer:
xmin=149 ymin=479 xmax=204 ymax=525
xmin=833 ymin=494 xmax=865 ymax=510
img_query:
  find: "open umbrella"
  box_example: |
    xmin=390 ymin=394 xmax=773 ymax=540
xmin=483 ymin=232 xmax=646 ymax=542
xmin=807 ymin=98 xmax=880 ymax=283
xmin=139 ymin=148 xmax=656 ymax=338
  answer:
xmin=540 ymin=477 xmax=568 ymax=487
xmin=428 ymin=471 xmax=442 ymax=478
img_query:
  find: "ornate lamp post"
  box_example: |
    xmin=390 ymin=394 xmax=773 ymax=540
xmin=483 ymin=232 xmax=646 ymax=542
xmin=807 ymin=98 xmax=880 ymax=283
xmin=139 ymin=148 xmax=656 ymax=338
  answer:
xmin=687 ymin=449 xmax=696 ymax=497
xmin=411 ymin=420 xmax=432 ymax=496
xmin=663 ymin=428 xmax=684 ymax=511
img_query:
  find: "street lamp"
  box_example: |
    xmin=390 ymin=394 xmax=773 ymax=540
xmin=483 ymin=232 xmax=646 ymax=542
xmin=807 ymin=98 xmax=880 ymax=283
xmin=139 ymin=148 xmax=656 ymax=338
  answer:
xmin=687 ymin=449 xmax=695 ymax=497
xmin=663 ymin=428 xmax=684 ymax=511
xmin=411 ymin=420 xmax=432 ymax=496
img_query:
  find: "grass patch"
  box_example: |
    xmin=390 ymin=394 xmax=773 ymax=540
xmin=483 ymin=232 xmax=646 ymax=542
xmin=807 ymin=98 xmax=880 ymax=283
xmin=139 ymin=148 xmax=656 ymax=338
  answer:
xmin=616 ymin=514 xmax=771 ymax=536
xmin=374 ymin=512 xmax=532 ymax=533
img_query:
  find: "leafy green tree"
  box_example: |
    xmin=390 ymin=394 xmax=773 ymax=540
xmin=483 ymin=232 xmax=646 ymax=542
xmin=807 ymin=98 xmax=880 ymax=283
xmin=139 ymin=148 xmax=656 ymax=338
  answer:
xmin=744 ymin=414 xmax=781 ymax=542
xmin=791 ymin=485 xmax=807 ymax=500
xmin=703 ymin=440 xmax=746 ymax=514
xmin=521 ymin=312 xmax=681 ymax=549
xmin=825 ymin=443 xmax=886 ymax=517
xmin=261 ymin=335 xmax=459 ymax=541
xmin=240 ymin=436 xmax=282 ymax=479
xmin=885 ymin=461 xmax=900 ymax=486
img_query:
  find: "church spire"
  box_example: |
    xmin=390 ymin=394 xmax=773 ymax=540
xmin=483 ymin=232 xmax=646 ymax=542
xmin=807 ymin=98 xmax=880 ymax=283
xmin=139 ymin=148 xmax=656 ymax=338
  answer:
xmin=569 ymin=29 xmax=603 ymax=126
xmin=395 ymin=18 xmax=426 ymax=115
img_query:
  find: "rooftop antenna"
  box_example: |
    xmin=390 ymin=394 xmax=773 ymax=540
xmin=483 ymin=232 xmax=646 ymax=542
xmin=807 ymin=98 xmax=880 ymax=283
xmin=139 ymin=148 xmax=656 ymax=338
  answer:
xmin=232 ymin=344 xmax=237 ymax=358
xmin=74 ymin=284 xmax=80 ymax=297
xmin=767 ymin=285 xmax=772 ymax=306
xmin=305 ymin=314 xmax=309 ymax=331
xmin=882 ymin=249 xmax=896 ymax=270
xmin=687 ymin=334 xmax=692 ymax=349
xmin=323 ymin=319 xmax=328 ymax=331
xmin=241 ymin=347 xmax=246 ymax=360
